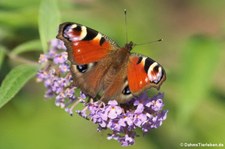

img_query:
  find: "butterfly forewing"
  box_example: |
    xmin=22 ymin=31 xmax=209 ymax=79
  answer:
xmin=57 ymin=22 xmax=119 ymax=65
xmin=127 ymin=54 xmax=166 ymax=95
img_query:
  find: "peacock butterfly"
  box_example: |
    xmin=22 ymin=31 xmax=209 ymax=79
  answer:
xmin=56 ymin=22 xmax=166 ymax=103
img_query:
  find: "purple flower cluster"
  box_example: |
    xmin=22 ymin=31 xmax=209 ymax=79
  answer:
xmin=36 ymin=39 xmax=85 ymax=111
xmin=37 ymin=39 xmax=168 ymax=146
xmin=77 ymin=93 xmax=167 ymax=146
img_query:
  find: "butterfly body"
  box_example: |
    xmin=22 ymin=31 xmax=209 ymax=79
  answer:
xmin=57 ymin=22 xmax=166 ymax=103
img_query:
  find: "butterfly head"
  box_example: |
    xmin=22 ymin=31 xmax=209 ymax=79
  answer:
xmin=125 ymin=41 xmax=134 ymax=52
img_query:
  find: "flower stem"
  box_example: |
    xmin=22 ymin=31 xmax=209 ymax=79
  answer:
xmin=4 ymin=49 xmax=38 ymax=66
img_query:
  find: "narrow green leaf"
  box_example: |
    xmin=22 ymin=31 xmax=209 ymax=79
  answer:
xmin=38 ymin=0 xmax=60 ymax=52
xmin=177 ymin=35 xmax=220 ymax=124
xmin=0 ymin=64 xmax=38 ymax=108
xmin=10 ymin=39 xmax=42 ymax=55
xmin=0 ymin=46 xmax=7 ymax=70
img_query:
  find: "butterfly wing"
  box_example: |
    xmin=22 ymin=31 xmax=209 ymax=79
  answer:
xmin=127 ymin=54 xmax=166 ymax=95
xmin=57 ymin=22 xmax=119 ymax=64
xmin=57 ymin=22 xmax=120 ymax=97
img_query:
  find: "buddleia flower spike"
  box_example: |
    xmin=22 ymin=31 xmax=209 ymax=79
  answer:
xmin=37 ymin=39 xmax=168 ymax=146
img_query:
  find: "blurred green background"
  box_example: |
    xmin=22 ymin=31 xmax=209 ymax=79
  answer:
xmin=0 ymin=0 xmax=225 ymax=149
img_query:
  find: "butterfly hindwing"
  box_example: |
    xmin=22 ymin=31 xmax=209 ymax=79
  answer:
xmin=127 ymin=54 xmax=166 ymax=95
xmin=70 ymin=49 xmax=125 ymax=98
xmin=100 ymin=56 xmax=133 ymax=103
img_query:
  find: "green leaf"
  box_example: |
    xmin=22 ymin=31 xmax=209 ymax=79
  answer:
xmin=0 ymin=64 xmax=38 ymax=108
xmin=10 ymin=39 xmax=42 ymax=56
xmin=0 ymin=6 xmax=38 ymax=28
xmin=0 ymin=45 xmax=7 ymax=70
xmin=177 ymin=35 xmax=220 ymax=124
xmin=38 ymin=0 xmax=60 ymax=52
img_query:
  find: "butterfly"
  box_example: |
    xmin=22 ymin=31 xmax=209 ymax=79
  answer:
xmin=56 ymin=22 xmax=166 ymax=103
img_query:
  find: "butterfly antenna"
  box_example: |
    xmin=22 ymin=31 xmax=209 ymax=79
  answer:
xmin=134 ymin=38 xmax=163 ymax=46
xmin=124 ymin=9 xmax=128 ymax=43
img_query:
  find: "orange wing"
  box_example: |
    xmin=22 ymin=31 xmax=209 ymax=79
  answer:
xmin=127 ymin=54 xmax=166 ymax=94
xmin=57 ymin=22 xmax=118 ymax=65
